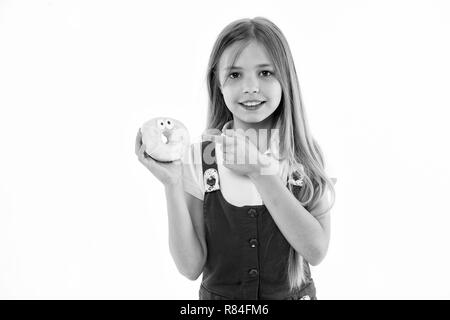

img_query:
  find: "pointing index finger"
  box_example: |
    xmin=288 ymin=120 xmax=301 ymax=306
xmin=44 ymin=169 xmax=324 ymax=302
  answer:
xmin=203 ymin=134 xmax=225 ymax=144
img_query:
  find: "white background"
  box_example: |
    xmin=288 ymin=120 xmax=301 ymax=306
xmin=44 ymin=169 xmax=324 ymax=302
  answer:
xmin=1 ymin=0 xmax=449 ymax=299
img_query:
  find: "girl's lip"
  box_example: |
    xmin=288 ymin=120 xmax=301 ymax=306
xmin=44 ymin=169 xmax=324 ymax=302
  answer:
xmin=239 ymin=101 xmax=266 ymax=109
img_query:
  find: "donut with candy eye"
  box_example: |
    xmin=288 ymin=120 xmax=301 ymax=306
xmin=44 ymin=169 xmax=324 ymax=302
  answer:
xmin=140 ymin=117 xmax=190 ymax=163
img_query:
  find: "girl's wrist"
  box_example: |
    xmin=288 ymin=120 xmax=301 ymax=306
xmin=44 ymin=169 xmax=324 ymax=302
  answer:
xmin=248 ymin=171 xmax=260 ymax=180
xmin=164 ymin=178 xmax=183 ymax=190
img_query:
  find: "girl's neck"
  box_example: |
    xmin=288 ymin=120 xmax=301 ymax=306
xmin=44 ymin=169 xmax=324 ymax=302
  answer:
xmin=231 ymin=116 xmax=276 ymax=153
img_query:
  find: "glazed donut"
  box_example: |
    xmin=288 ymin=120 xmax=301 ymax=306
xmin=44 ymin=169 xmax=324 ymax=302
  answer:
xmin=140 ymin=117 xmax=190 ymax=163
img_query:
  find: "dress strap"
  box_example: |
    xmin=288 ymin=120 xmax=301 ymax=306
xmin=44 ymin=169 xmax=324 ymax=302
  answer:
xmin=201 ymin=140 xmax=220 ymax=193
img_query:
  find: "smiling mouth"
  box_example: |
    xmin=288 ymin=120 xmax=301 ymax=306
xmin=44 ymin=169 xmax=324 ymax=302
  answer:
xmin=239 ymin=101 xmax=266 ymax=109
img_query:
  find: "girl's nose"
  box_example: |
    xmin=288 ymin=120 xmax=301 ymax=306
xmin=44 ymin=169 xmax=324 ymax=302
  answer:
xmin=243 ymin=87 xmax=260 ymax=93
xmin=242 ymin=75 xmax=260 ymax=93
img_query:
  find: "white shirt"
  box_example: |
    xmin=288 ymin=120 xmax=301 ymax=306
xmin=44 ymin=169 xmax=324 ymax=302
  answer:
xmin=182 ymin=120 xmax=336 ymax=207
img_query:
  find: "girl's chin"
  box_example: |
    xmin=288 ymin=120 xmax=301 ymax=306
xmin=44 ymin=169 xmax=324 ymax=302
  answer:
xmin=235 ymin=113 xmax=267 ymax=123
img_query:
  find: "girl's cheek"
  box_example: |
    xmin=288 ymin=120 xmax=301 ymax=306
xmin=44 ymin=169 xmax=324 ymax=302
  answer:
xmin=222 ymin=85 xmax=240 ymax=98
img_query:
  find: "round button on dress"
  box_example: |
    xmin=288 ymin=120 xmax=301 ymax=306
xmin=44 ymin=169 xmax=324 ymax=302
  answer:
xmin=247 ymin=208 xmax=258 ymax=218
xmin=248 ymin=268 xmax=259 ymax=276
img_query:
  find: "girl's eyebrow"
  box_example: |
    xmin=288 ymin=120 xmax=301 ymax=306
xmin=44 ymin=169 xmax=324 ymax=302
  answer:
xmin=224 ymin=63 xmax=273 ymax=71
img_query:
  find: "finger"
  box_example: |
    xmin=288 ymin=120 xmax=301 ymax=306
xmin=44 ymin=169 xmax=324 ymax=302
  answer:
xmin=143 ymin=153 xmax=156 ymax=168
xmin=224 ymin=129 xmax=246 ymax=141
xmin=138 ymin=143 xmax=147 ymax=161
xmin=203 ymin=134 xmax=224 ymax=144
xmin=135 ymin=129 xmax=143 ymax=155
xmin=140 ymin=154 xmax=156 ymax=170
xmin=222 ymin=134 xmax=238 ymax=146
xmin=223 ymin=152 xmax=235 ymax=165
xmin=202 ymin=134 xmax=217 ymax=142
xmin=227 ymin=132 xmax=248 ymax=146
xmin=136 ymin=143 xmax=145 ymax=157
xmin=220 ymin=135 xmax=234 ymax=146
xmin=223 ymin=129 xmax=235 ymax=137
xmin=138 ymin=145 xmax=155 ymax=169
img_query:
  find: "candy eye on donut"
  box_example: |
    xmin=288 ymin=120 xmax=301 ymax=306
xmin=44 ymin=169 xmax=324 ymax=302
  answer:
xmin=157 ymin=119 xmax=165 ymax=130
xmin=165 ymin=119 xmax=174 ymax=130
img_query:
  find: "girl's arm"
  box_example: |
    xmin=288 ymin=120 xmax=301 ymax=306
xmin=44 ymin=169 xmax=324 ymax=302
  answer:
xmin=249 ymin=173 xmax=331 ymax=266
xmin=164 ymin=182 xmax=207 ymax=280
xmin=135 ymin=130 xmax=206 ymax=279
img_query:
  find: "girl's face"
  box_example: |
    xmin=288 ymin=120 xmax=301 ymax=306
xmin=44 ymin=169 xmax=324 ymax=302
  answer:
xmin=218 ymin=41 xmax=282 ymax=125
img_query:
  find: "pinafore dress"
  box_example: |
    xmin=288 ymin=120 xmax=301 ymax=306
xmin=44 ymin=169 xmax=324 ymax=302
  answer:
xmin=198 ymin=140 xmax=317 ymax=300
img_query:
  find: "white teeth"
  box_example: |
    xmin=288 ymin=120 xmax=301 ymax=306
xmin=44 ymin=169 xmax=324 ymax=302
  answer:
xmin=242 ymin=101 xmax=263 ymax=107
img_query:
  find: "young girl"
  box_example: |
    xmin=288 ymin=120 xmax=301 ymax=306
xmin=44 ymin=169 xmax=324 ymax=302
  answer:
xmin=135 ymin=17 xmax=336 ymax=300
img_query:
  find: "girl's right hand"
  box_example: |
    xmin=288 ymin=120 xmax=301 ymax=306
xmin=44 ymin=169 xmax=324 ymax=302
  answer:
xmin=135 ymin=129 xmax=183 ymax=186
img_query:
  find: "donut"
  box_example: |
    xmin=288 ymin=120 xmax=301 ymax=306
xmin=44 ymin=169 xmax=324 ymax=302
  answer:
xmin=140 ymin=117 xmax=190 ymax=163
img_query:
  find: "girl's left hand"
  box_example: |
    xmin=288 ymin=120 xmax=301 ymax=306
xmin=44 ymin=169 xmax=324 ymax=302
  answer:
xmin=203 ymin=130 xmax=269 ymax=178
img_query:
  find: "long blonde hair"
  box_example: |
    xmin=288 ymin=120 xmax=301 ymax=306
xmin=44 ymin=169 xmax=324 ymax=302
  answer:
xmin=204 ymin=17 xmax=336 ymax=291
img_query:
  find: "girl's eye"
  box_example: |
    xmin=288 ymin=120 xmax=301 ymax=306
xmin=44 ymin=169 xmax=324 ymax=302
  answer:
xmin=261 ymin=70 xmax=273 ymax=77
xmin=228 ymin=71 xmax=273 ymax=79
